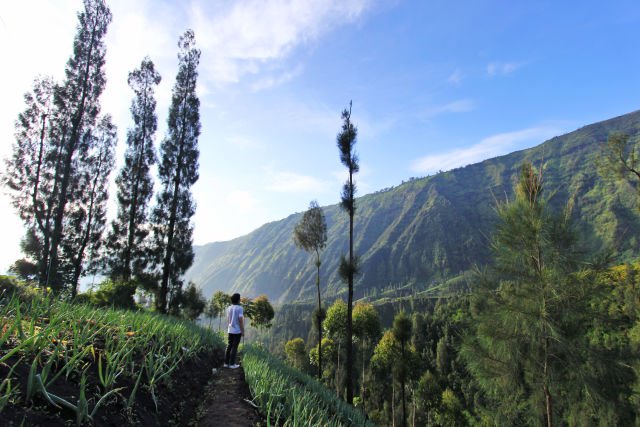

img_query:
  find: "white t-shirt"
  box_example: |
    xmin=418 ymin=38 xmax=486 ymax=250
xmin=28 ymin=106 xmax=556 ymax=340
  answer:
xmin=227 ymin=304 xmax=244 ymax=334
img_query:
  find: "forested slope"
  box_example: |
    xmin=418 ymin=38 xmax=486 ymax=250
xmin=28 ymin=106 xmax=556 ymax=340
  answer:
xmin=186 ymin=110 xmax=640 ymax=304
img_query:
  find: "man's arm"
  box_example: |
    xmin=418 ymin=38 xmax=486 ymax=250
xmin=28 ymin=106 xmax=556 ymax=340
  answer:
xmin=239 ymin=316 xmax=245 ymax=335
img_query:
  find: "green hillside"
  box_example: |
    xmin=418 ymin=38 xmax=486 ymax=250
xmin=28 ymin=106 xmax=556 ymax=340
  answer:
xmin=186 ymin=110 xmax=640 ymax=304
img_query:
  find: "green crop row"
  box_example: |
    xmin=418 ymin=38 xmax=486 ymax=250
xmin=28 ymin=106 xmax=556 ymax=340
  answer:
xmin=243 ymin=344 xmax=374 ymax=427
xmin=0 ymin=291 xmax=224 ymax=424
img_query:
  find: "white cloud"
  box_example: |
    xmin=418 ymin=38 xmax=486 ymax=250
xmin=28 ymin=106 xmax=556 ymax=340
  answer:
xmin=188 ymin=0 xmax=371 ymax=85
xmin=251 ymin=64 xmax=304 ymax=91
xmin=411 ymin=126 xmax=564 ymax=174
xmin=420 ymin=99 xmax=475 ymax=119
xmin=448 ymin=69 xmax=462 ymax=85
xmin=226 ymin=190 xmax=257 ymax=212
xmin=487 ymin=61 xmax=526 ymax=77
xmin=265 ymin=170 xmax=327 ymax=193
xmin=226 ymin=135 xmax=266 ymax=150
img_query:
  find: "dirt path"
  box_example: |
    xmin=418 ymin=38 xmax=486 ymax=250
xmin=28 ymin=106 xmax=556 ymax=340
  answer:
xmin=195 ymin=359 xmax=263 ymax=427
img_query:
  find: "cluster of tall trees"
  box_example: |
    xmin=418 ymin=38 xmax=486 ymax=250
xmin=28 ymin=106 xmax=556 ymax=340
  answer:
xmin=285 ymin=158 xmax=640 ymax=425
xmin=3 ymin=0 xmax=202 ymax=315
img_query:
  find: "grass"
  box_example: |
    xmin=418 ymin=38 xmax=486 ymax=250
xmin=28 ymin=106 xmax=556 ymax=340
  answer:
xmin=0 ymin=287 xmax=224 ymax=425
xmin=243 ymin=344 xmax=375 ymax=427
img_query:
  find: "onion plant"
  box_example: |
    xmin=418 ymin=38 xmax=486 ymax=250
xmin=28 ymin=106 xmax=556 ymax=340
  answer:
xmin=0 ymin=291 xmax=224 ymax=424
xmin=243 ymin=345 xmax=374 ymax=427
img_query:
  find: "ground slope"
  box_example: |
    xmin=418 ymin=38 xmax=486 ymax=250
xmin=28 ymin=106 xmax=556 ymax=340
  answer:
xmin=187 ymin=110 xmax=640 ymax=304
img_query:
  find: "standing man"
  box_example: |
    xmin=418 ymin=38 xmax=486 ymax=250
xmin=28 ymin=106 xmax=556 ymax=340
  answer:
xmin=224 ymin=293 xmax=244 ymax=368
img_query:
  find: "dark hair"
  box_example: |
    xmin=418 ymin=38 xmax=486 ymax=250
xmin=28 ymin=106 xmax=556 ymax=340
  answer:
xmin=231 ymin=293 xmax=241 ymax=304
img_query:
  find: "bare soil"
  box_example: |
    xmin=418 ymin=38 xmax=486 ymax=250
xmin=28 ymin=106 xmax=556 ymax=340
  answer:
xmin=195 ymin=358 xmax=263 ymax=427
xmin=0 ymin=350 xmax=263 ymax=426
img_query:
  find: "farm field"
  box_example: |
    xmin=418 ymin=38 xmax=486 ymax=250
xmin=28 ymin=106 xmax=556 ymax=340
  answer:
xmin=0 ymin=279 xmax=224 ymax=425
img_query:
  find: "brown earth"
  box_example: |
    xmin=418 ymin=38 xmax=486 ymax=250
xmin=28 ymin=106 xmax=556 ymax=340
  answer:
xmin=0 ymin=350 xmax=264 ymax=426
xmin=195 ymin=359 xmax=264 ymax=427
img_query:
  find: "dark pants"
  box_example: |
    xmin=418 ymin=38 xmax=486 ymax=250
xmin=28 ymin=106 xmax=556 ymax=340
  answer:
xmin=225 ymin=333 xmax=242 ymax=365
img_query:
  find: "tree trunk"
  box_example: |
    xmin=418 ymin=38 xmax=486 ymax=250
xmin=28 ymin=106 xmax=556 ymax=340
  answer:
xmin=401 ymin=340 xmax=407 ymax=427
xmin=362 ymin=338 xmax=366 ymax=416
xmin=392 ymin=382 xmax=396 ymax=427
xmin=316 ymin=250 xmax=323 ymax=381
xmin=158 ymin=59 xmax=194 ymax=313
xmin=346 ymin=169 xmax=354 ymax=404
xmin=48 ymin=21 xmax=99 ymax=291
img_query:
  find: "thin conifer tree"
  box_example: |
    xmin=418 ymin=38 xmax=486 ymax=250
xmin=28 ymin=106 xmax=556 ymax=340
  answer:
xmin=105 ymin=58 xmax=160 ymax=282
xmin=336 ymin=101 xmax=359 ymax=404
xmin=61 ymin=115 xmax=116 ymax=296
xmin=293 ymin=200 xmax=328 ymax=380
xmin=461 ymin=163 xmax=592 ymax=426
xmin=151 ymin=30 xmax=201 ymax=313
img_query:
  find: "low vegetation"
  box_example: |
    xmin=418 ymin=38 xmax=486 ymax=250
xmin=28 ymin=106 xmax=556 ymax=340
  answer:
xmin=0 ymin=280 xmax=223 ymax=425
xmin=243 ymin=344 xmax=373 ymax=426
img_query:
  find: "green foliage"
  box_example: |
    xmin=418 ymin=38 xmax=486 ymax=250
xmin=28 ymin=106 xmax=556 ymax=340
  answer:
xmin=243 ymin=344 xmax=374 ymax=426
xmin=284 ymin=337 xmax=308 ymax=371
xmin=188 ymin=110 xmax=640 ymax=305
xmin=599 ymin=131 xmax=640 ymax=192
xmin=353 ymin=302 xmax=381 ymax=343
xmin=244 ymin=295 xmax=275 ymax=330
xmin=294 ymin=199 xmax=328 ymax=379
xmin=210 ymin=291 xmax=231 ymax=330
xmin=293 ymin=200 xmax=328 ymax=255
xmin=9 ymin=259 xmax=38 ymax=282
xmin=179 ymin=282 xmax=206 ymax=320
xmin=87 ymin=278 xmax=137 ymax=310
xmin=151 ymin=29 xmax=201 ymax=313
xmin=0 ymin=290 xmax=223 ymax=423
xmin=309 ymin=337 xmax=336 ymax=378
xmin=324 ymin=299 xmax=348 ymax=343
xmin=461 ymin=163 xmax=627 ymax=425
xmin=0 ymin=276 xmax=41 ymax=302
xmin=3 ymin=0 xmax=113 ymax=293
xmin=104 ymin=58 xmax=160 ymax=282
xmin=336 ymin=101 xmax=359 ymax=404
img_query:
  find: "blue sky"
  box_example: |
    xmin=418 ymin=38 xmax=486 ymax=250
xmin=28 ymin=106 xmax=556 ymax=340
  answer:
xmin=1 ymin=0 xmax=640 ymax=273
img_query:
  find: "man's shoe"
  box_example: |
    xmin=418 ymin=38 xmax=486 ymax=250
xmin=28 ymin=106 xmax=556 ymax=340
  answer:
xmin=230 ymin=364 xmax=240 ymax=369
xmin=223 ymin=364 xmax=229 ymax=368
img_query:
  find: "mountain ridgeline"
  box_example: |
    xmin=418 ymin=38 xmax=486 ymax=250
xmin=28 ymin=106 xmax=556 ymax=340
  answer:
xmin=186 ymin=111 xmax=640 ymax=304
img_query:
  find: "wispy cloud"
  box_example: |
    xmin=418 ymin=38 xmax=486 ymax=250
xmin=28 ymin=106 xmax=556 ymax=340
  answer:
xmin=265 ymin=170 xmax=327 ymax=193
xmin=251 ymin=64 xmax=304 ymax=91
xmin=226 ymin=190 xmax=257 ymax=212
xmin=487 ymin=61 xmax=527 ymax=77
xmin=422 ymin=99 xmax=475 ymax=118
xmin=448 ymin=69 xmax=462 ymax=85
xmin=410 ymin=125 xmax=564 ymax=174
xmin=189 ymin=0 xmax=372 ymax=85
xmin=226 ymin=135 xmax=266 ymax=150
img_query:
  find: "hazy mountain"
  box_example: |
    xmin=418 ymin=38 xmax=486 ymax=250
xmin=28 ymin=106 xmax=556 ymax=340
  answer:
xmin=186 ymin=110 xmax=640 ymax=304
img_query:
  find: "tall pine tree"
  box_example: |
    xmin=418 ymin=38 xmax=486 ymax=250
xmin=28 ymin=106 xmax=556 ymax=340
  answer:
xmin=60 ymin=115 xmax=116 ymax=296
xmin=3 ymin=77 xmax=57 ymax=284
xmin=47 ymin=0 xmax=112 ymax=292
xmin=337 ymin=101 xmax=359 ymax=404
xmin=151 ymin=30 xmax=201 ymax=314
xmin=461 ymin=163 xmax=595 ymax=426
xmin=105 ymin=58 xmax=160 ymax=282
xmin=3 ymin=0 xmax=112 ymax=293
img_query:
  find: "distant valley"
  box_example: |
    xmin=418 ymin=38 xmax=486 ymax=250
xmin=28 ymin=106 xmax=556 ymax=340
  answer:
xmin=186 ymin=110 xmax=640 ymax=304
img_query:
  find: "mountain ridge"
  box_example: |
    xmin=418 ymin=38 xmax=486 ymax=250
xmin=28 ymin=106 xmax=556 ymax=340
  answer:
xmin=186 ymin=110 xmax=640 ymax=304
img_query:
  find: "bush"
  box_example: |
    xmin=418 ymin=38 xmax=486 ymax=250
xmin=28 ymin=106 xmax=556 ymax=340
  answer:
xmin=88 ymin=279 xmax=137 ymax=309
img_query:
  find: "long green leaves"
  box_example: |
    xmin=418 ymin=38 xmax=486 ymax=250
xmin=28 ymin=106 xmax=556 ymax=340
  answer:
xmin=243 ymin=345 xmax=374 ymax=427
xmin=0 ymin=292 xmax=223 ymax=422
